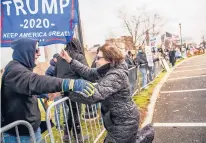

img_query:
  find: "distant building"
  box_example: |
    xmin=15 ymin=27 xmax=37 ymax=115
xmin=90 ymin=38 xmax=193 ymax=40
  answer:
xmin=105 ymin=36 xmax=134 ymax=52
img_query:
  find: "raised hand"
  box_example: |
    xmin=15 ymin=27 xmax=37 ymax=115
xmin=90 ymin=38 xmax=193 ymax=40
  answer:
xmin=60 ymin=50 xmax=72 ymax=63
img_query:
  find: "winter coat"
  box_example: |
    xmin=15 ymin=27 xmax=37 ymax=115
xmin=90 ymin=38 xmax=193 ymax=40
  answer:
xmin=66 ymin=60 xmax=140 ymax=143
xmin=45 ymin=59 xmax=56 ymax=76
xmin=136 ymin=52 xmax=148 ymax=68
xmin=125 ymin=55 xmax=135 ymax=69
xmin=1 ymin=38 xmax=63 ymax=135
xmin=169 ymin=50 xmax=176 ymax=63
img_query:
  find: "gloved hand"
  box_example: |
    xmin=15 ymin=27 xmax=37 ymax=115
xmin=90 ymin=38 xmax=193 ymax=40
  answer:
xmin=62 ymin=79 xmax=94 ymax=97
xmin=97 ymin=63 xmax=110 ymax=76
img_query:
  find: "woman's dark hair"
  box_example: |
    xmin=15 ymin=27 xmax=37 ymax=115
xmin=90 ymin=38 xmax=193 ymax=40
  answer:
xmin=99 ymin=44 xmax=124 ymax=65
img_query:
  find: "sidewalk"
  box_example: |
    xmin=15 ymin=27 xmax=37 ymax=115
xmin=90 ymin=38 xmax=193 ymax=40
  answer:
xmin=152 ymin=54 xmax=206 ymax=143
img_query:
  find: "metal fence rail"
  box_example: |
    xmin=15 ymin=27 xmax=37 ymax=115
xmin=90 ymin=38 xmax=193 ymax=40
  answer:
xmin=0 ymin=120 xmax=36 ymax=143
xmin=129 ymin=60 xmax=164 ymax=97
xmin=44 ymin=97 xmax=104 ymax=143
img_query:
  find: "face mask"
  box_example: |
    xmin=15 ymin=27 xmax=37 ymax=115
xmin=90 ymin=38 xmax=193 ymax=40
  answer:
xmin=139 ymin=50 xmax=142 ymax=53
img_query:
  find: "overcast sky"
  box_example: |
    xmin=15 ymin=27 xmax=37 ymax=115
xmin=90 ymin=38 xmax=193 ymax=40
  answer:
xmin=79 ymin=0 xmax=206 ymax=47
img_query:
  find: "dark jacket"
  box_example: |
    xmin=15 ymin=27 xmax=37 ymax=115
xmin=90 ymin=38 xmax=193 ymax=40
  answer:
xmin=136 ymin=52 xmax=148 ymax=68
xmin=45 ymin=59 xmax=56 ymax=76
xmin=1 ymin=38 xmax=63 ymax=135
xmin=55 ymin=39 xmax=88 ymax=79
xmin=54 ymin=39 xmax=88 ymax=113
xmin=125 ymin=55 xmax=135 ymax=69
xmin=169 ymin=50 xmax=176 ymax=62
xmin=67 ymin=60 xmax=140 ymax=143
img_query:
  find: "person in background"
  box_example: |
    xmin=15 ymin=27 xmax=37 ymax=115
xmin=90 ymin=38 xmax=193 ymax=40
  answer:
xmin=169 ymin=47 xmax=176 ymax=67
xmin=136 ymin=47 xmax=148 ymax=88
xmin=148 ymin=50 xmax=155 ymax=82
xmin=125 ymin=50 xmax=135 ymax=69
xmin=45 ymin=53 xmax=59 ymax=76
xmin=60 ymin=44 xmax=154 ymax=143
xmin=45 ymin=53 xmax=65 ymax=130
xmin=175 ymin=47 xmax=182 ymax=59
xmin=1 ymin=38 xmax=94 ymax=143
xmin=55 ymin=38 xmax=89 ymax=142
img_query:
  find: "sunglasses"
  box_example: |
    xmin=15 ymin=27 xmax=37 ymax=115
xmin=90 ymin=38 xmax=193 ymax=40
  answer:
xmin=96 ymin=56 xmax=104 ymax=60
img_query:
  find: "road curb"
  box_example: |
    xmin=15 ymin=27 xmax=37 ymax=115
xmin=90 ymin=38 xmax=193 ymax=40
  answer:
xmin=141 ymin=54 xmax=206 ymax=128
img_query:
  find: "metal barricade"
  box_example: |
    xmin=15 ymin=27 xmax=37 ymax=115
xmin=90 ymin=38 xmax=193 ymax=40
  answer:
xmin=0 ymin=120 xmax=36 ymax=143
xmin=128 ymin=66 xmax=138 ymax=95
xmin=129 ymin=60 xmax=164 ymax=96
xmin=45 ymin=97 xmax=104 ymax=143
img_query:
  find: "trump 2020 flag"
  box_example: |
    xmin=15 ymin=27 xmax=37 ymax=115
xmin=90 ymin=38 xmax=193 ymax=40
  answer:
xmin=1 ymin=0 xmax=79 ymax=47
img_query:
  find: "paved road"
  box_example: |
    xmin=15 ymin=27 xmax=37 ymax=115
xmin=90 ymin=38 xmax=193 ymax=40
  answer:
xmin=153 ymin=54 xmax=206 ymax=143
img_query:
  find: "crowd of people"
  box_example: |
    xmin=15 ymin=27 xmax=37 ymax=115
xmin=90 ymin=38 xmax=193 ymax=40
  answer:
xmin=1 ymin=38 xmax=155 ymax=143
xmin=124 ymin=47 xmax=160 ymax=88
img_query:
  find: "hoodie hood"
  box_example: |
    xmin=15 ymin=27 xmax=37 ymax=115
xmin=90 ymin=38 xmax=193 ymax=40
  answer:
xmin=11 ymin=38 xmax=38 ymax=69
xmin=66 ymin=39 xmax=84 ymax=55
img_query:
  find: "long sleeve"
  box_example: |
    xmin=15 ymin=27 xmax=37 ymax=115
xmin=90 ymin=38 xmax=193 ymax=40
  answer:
xmin=68 ymin=71 xmax=125 ymax=104
xmin=70 ymin=59 xmax=100 ymax=82
xmin=6 ymin=63 xmax=63 ymax=95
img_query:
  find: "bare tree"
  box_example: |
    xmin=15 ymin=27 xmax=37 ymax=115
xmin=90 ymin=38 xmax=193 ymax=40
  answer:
xmin=119 ymin=8 xmax=165 ymax=50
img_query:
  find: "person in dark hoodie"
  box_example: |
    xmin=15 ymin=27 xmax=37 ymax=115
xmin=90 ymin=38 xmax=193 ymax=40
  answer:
xmin=60 ymin=44 xmax=154 ymax=143
xmin=1 ymin=38 xmax=95 ymax=143
xmin=125 ymin=50 xmax=135 ymax=69
xmin=136 ymin=47 xmax=148 ymax=88
xmin=169 ymin=47 xmax=176 ymax=67
xmin=54 ymin=38 xmax=89 ymax=142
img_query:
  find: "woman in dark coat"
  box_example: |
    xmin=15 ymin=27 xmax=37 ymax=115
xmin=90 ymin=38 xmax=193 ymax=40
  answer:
xmin=60 ymin=44 xmax=154 ymax=143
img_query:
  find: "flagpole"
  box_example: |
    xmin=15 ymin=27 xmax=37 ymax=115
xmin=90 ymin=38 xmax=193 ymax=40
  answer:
xmin=77 ymin=0 xmax=85 ymax=55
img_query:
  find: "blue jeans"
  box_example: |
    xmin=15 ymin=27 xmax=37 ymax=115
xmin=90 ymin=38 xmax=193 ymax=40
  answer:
xmin=3 ymin=128 xmax=42 ymax=143
xmin=140 ymin=67 xmax=147 ymax=88
xmin=148 ymin=66 xmax=154 ymax=82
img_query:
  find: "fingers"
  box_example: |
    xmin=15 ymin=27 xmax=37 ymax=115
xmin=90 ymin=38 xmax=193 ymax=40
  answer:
xmin=60 ymin=50 xmax=72 ymax=63
xmin=60 ymin=50 xmax=67 ymax=58
xmin=86 ymin=82 xmax=94 ymax=89
xmin=83 ymin=82 xmax=95 ymax=97
xmin=48 ymin=92 xmax=61 ymax=101
xmin=83 ymin=88 xmax=94 ymax=97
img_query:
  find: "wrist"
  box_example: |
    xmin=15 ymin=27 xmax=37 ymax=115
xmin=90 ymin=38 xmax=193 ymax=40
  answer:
xmin=66 ymin=57 xmax=72 ymax=63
